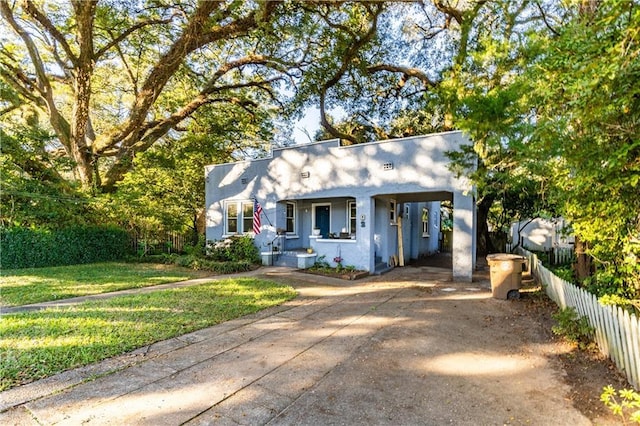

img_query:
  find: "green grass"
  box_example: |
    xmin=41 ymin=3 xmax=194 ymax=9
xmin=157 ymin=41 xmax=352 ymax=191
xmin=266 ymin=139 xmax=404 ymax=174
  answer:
xmin=0 ymin=262 xmax=210 ymax=307
xmin=0 ymin=278 xmax=296 ymax=391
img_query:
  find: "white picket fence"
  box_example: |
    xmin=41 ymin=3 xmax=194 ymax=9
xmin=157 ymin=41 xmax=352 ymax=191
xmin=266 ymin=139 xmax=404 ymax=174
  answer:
xmin=517 ymin=248 xmax=640 ymax=390
xmin=553 ymin=246 xmax=575 ymax=265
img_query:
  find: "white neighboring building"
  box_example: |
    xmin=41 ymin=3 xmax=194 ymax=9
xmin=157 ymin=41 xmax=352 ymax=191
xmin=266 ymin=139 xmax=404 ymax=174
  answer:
xmin=510 ymin=218 xmax=574 ymax=251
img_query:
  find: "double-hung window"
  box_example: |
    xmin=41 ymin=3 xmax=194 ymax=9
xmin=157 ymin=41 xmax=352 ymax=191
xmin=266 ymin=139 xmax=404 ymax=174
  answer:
xmin=286 ymin=202 xmax=296 ymax=235
xmin=389 ymin=199 xmax=397 ymax=224
xmin=225 ymin=200 xmax=255 ymax=235
xmin=422 ymin=207 xmax=430 ymax=237
xmin=347 ymin=201 xmax=357 ymax=234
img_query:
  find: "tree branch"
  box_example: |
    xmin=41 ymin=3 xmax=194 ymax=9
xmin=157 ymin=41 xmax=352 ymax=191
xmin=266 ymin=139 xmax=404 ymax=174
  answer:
xmin=0 ymin=0 xmax=72 ymax=149
xmin=534 ymin=0 xmax=560 ymax=36
xmin=94 ymin=1 xmax=265 ymax=153
xmin=22 ymin=0 xmax=78 ymax=66
xmin=94 ymin=15 xmax=177 ymax=60
xmin=0 ymin=60 xmax=43 ymax=106
xmin=318 ymin=3 xmax=384 ymax=145
xmin=367 ymin=63 xmax=437 ymax=88
xmin=100 ymin=75 xmax=277 ymax=190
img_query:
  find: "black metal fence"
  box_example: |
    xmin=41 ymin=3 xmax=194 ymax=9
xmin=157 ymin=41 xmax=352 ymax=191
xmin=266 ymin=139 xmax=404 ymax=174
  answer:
xmin=129 ymin=231 xmax=190 ymax=256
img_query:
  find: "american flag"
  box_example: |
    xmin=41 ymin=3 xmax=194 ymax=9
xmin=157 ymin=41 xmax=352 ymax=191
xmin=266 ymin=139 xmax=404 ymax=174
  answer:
xmin=253 ymin=199 xmax=263 ymax=234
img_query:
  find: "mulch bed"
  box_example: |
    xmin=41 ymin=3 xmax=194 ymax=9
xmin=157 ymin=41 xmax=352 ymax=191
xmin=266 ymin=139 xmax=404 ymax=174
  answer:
xmin=298 ymin=269 xmax=369 ymax=280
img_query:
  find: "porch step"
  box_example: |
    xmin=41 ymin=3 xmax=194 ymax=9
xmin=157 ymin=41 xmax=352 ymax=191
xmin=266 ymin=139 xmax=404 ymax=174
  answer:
xmin=272 ymin=254 xmax=299 ymax=268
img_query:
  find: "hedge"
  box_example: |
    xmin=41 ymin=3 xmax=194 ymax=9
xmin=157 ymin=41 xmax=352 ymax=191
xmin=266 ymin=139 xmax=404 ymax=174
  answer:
xmin=0 ymin=226 xmax=132 ymax=269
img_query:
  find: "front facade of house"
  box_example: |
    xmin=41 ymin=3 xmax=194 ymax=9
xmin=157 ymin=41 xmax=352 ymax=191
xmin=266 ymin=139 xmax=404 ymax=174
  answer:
xmin=205 ymin=131 xmax=477 ymax=281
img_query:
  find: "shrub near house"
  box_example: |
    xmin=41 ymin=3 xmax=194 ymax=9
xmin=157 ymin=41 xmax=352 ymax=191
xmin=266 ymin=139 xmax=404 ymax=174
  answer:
xmin=164 ymin=235 xmax=260 ymax=274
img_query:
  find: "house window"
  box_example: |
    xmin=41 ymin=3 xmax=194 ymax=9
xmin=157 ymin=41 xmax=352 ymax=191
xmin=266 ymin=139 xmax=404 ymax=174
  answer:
xmin=286 ymin=202 xmax=296 ymax=235
xmin=347 ymin=201 xmax=357 ymax=234
xmin=389 ymin=199 xmax=397 ymax=224
xmin=422 ymin=208 xmax=430 ymax=237
xmin=226 ymin=203 xmax=238 ymax=234
xmin=242 ymin=202 xmax=254 ymax=233
xmin=225 ymin=200 xmax=255 ymax=235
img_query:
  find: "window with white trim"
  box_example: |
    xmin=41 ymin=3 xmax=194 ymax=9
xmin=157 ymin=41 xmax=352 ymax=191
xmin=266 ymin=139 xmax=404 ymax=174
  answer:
xmin=422 ymin=207 xmax=430 ymax=237
xmin=226 ymin=203 xmax=238 ymax=234
xmin=225 ymin=200 xmax=255 ymax=235
xmin=389 ymin=199 xmax=397 ymax=224
xmin=286 ymin=202 xmax=296 ymax=234
xmin=242 ymin=202 xmax=253 ymax=233
xmin=347 ymin=201 xmax=357 ymax=234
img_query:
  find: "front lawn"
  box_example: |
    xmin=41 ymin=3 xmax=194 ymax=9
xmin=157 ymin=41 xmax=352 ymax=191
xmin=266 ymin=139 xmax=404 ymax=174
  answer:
xmin=0 ymin=277 xmax=296 ymax=391
xmin=0 ymin=262 xmax=210 ymax=307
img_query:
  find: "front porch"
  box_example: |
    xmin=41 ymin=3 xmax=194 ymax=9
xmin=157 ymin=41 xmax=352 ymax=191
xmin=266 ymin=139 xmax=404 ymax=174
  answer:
xmin=269 ymin=193 xmax=454 ymax=276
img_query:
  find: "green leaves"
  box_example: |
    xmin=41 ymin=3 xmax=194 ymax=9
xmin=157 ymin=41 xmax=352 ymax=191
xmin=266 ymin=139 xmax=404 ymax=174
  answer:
xmin=0 ymin=226 xmax=131 ymax=269
xmin=601 ymin=385 xmax=640 ymax=424
xmin=520 ymin=2 xmax=640 ymax=296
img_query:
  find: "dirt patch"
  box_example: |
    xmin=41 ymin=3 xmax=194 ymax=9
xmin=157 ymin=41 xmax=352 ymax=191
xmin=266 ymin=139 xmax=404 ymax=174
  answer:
xmin=298 ymin=268 xmax=369 ymax=280
xmin=516 ymin=287 xmax=630 ymax=424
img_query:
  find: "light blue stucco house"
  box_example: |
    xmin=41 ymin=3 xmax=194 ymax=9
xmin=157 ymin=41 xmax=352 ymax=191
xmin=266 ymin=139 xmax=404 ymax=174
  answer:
xmin=205 ymin=131 xmax=477 ymax=281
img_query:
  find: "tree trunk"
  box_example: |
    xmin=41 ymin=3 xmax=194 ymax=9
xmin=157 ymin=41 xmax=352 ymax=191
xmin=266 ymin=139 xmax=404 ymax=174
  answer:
xmin=476 ymin=195 xmax=496 ymax=255
xmin=191 ymin=213 xmax=201 ymax=246
xmin=574 ymin=236 xmax=591 ymax=281
xmin=70 ymin=1 xmax=97 ymax=188
xmin=71 ymin=66 xmax=94 ymax=187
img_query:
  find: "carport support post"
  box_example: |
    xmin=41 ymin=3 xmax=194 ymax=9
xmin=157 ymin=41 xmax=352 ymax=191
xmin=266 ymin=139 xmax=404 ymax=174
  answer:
xmin=357 ymin=197 xmax=376 ymax=273
xmin=452 ymin=191 xmax=475 ymax=282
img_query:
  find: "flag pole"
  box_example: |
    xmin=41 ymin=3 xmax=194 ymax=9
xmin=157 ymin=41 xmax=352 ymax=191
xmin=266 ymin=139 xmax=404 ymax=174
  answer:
xmin=252 ymin=196 xmax=273 ymax=226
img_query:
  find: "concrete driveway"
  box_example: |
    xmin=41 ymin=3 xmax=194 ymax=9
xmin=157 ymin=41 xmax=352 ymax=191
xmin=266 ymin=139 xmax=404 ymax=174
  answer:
xmin=1 ymin=266 xmax=591 ymax=425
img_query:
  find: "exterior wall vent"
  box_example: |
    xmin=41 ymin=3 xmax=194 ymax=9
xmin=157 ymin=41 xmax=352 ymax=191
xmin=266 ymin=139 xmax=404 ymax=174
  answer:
xmin=300 ymin=171 xmax=310 ymax=178
xmin=383 ymin=162 xmax=394 ymax=170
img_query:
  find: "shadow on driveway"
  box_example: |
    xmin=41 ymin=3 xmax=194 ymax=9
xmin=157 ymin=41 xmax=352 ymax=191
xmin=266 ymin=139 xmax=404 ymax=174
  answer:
xmin=1 ymin=266 xmax=590 ymax=425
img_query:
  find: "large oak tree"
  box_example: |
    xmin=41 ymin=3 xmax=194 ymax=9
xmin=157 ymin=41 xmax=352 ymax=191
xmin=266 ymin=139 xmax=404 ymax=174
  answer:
xmin=1 ymin=0 xmax=303 ymax=191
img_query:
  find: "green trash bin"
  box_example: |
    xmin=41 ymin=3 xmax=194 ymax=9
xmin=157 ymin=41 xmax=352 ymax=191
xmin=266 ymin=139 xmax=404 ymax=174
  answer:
xmin=486 ymin=254 xmax=526 ymax=299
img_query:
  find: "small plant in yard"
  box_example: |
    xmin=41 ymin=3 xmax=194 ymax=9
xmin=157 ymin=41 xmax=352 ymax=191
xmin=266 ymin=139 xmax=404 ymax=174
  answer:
xmin=306 ymin=255 xmax=364 ymax=279
xmin=601 ymin=385 xmax=640 ymax=424
xmin=311 ymin=255 xmax=332 ymax=271
xmin=551 ymin=307 xmax=594 ymax=349
xmin=171 ymin=255 xmax=254 ymax=274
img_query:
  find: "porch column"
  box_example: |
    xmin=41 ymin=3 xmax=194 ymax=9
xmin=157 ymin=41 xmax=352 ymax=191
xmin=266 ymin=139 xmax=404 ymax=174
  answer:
xmin=357 ymin=196 xmax=376 ymax=273
xmin=452 ymin=191 xmax=475 ymax=282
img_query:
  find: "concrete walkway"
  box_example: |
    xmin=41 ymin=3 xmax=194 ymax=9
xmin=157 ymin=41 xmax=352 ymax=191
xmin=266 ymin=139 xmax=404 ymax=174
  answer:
xmin=1 ymin=266 xmax=591 ymax=425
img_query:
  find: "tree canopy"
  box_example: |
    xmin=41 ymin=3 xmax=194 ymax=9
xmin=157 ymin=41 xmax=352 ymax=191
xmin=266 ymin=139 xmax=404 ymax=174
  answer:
xmin=1 ymin=0 xmax=308 ymax=190
xmin=520 ymin=1 xmax=640 ymax=295
xmin=1 ymin=0 xmax=638 ymax=297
